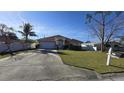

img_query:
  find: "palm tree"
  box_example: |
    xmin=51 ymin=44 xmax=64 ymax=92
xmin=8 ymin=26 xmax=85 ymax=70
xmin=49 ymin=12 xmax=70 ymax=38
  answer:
xmin=18 ymin=23 xmax=37 ymax=42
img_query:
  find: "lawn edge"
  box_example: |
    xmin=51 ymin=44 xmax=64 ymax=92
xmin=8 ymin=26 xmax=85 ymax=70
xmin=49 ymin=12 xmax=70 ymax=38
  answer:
xmin=58 ymin=50 xmax=124 ymax=79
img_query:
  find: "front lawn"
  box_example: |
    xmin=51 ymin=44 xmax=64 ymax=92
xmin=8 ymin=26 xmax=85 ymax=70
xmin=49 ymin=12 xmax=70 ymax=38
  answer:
xmin=58 ymin=50 xmax=124 ymax=74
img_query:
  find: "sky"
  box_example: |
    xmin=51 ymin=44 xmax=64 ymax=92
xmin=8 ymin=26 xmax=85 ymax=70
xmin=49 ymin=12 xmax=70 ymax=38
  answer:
xmin=0 ymin=11 xmax=97 ymax=42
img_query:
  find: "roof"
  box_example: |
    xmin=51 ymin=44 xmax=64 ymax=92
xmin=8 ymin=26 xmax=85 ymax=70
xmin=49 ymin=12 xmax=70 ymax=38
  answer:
xmin=38 ymin=36 xmax=56 ymax=42
xmin=38 ymin=35 xmax=83 ymax=43
xmin=71 ymin=39 xmax=83 ymax=43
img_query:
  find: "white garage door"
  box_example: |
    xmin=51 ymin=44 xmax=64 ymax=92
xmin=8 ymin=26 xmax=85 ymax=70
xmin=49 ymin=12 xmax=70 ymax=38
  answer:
xmin=40 ymin=42 xmax=56 ymax=49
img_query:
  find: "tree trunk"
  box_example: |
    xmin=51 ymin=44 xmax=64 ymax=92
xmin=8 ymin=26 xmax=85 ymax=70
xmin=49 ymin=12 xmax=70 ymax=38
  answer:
xmin=101 ymin=41 xmax=104 ymax=52
xmin=101 ymin=12 xmax=105 ymax=52
xmin=101 ymin=30 xmax=105 ymax=52
xmin=25 ymin=35 xmax=28 ymax=43
xmin=5 ymin=35 xmax=12 ymax=53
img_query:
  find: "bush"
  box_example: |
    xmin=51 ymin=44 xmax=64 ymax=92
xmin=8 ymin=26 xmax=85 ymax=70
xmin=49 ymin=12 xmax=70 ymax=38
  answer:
xmin=63 ymin=45 xmax=82 ymax=51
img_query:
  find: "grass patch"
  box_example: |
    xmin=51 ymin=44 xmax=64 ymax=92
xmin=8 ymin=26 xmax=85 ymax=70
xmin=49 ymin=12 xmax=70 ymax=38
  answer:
xmin=0 ymin=54 xmax=10 ymax=59
xmin=58 ymin=50 xmax=124 ymax=74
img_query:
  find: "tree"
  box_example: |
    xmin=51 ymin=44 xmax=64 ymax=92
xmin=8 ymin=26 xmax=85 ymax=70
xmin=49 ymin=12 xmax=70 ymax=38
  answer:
xmin=4 ymin=32 xmax=18 ymax=40
xmin=0 ymin=24 xmax=8 ymax=36
xmin=0 ymin=24 xmax=18 ymax=52
xmin=85 ymin=11 xmax=124 ymax=52
xmin=18 ymin=23 xmax=37 ymax=42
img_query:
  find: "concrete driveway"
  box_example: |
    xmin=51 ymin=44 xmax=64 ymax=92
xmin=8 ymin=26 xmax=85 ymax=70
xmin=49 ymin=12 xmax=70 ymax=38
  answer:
xmin=0 ymin=49 xmax=99 ymax=81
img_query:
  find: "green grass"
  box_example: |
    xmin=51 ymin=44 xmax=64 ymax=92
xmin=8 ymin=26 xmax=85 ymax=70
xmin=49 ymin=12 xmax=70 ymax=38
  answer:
xmin=58 ymin=50 xmax=124 ymax=74
xmin=0 ymin=54 xmax=10 ymax=59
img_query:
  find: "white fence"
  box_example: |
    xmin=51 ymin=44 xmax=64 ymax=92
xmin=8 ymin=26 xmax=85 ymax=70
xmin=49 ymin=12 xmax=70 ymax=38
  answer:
xmin=0 ymin=42 xmax=32 ymax=53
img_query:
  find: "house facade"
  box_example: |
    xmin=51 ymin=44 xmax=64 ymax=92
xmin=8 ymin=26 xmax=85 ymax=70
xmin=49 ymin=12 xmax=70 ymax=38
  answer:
xmin=38 ymin=35 xmax=83 ymax=49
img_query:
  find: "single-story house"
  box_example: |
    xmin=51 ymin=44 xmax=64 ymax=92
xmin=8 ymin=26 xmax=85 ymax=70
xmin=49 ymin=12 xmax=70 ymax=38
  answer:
xmin=0 ymin=35 xmax=34 ymax=53
xmin=38 ymin=35 xmax=83 ymax=49
xmin=81 ymin=42 xmax=97 ymax=51
xmin=0 ymin=40 xmax=32 ymax=53
xmin=93 ymin=41 xmax=124 ymax=51
xmin=107 ymin=41 xmax=124 ymax=51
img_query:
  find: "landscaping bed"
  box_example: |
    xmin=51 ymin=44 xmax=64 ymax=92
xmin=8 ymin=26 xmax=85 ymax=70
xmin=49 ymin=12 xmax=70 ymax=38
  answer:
xmin=58 ymin=50 xmax=124 ymax=74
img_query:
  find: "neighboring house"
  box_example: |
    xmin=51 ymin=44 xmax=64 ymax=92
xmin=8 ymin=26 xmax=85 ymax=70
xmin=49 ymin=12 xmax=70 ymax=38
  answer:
xmin=81 ymin=42 xmax=97 ymax=51
xmin=120 ymin=36 xmax=124 ymax=45
xmin=107 ymin=41 xmax=124 ymax=51
xmin=94 ymin=41 xmax=124 ymax=51
xmin=0 ymin=40 xmax=32 ymax=53
xmin=38 ymin=35 xmax=83 ymax=49
xmin=0 ymin=35 xmax=33 ymax=53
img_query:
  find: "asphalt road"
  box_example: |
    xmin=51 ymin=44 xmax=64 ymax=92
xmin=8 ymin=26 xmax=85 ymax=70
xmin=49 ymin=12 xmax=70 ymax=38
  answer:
xmin=0 ymin=50 xmax=99 ymax=81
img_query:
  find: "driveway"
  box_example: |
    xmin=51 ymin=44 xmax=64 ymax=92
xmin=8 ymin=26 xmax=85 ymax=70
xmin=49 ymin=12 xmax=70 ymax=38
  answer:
xmin=0 ymin=49 xmax=99 ymax=81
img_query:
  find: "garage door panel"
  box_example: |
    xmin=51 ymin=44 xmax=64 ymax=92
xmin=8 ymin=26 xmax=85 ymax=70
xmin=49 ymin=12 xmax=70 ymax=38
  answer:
xmin=40 ymin=42 xmax=56 ymax=49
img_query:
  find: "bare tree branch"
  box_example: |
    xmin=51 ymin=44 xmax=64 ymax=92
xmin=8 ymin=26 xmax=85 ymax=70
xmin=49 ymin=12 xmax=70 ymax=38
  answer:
xmin=85 ymin=11 xmax=124 ymax=52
